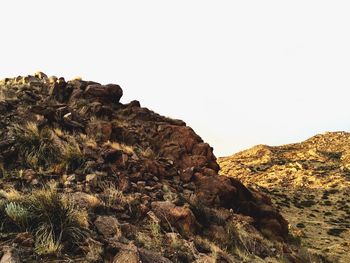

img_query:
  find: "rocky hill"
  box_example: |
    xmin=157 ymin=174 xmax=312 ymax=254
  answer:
xmin=0 ymin=73 xmax=321 ymax=263
xmin=219 ymin=133 xmax=350 ymax=263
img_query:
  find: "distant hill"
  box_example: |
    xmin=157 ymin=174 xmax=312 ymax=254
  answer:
xmin=219 ymin=132 xmax=350 ymax=263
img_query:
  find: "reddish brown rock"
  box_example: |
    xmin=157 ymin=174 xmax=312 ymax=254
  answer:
xmin=193 ymin=173 xmax=239 ymax=207
xmin=151 ymin=201 xmax=197 ymax=236
xmin=94 ymin=216 xmax=121 ymax=239
xmin=84 ymin=84 xmax=123 ymax=103
xmin=181 ymin=155 xmax=208 ymax=169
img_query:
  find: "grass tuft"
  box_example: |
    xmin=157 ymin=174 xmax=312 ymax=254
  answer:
xmin=0 ymin=184 xmax=88 ymax=255
xmin=62 ymin=140 xmax=86 ymax=172
xmin=12 ymin=122 xmax=60 ymax=168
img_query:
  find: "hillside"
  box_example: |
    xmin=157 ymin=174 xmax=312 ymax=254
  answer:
xmin=0 ymin=73 xmax=325 ymax=263
xmin=219 ymin=133 xmax=350 ymax=263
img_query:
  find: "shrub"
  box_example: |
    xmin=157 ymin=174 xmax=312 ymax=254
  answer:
xmin=0 ymin=184 xmax=88 ymax=255
xmin=12 ymin=122 xmax=60 ymax=168
xmin=61 ymin=140 xmax=86 ymax=172
xmin=27 ymin=186 xmax=87 ymax=254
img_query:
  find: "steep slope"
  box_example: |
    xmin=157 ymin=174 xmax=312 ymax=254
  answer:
xmin=219 ymin=133 xmax=350 ymax=263
xmin=0 ymin=73 xmax=318 ymax=262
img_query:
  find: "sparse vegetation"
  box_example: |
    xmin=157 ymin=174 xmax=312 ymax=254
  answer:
xmin=62 ymin=140 xmax=86 ymax=172
xmin=12 ymin=122 xmax=60 ymax=168
xmin=103 ymin=140 xmax=135 ymax=156
xmin=99 ymin=182 xmax=129 ymax=209
xmin=136 ymin=219 xmax=163 ymax=250
xmin=0 ymin=184 xmax=88 ymax=255
xmin=0 ymin=74 xmax=335 ymax=262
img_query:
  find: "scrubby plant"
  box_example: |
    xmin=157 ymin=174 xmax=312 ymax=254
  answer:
xmin=27 ymin=185 xmax=87 ymax=253
xmin=12 ymin=122 xmax=61 ymax=168
xmin=34 ymin=228 xmax=62 ymax=255
xmin=62 ymin=140 xmax=86 ymax=172
xmin=136 ymin=219 xmax=164 ymax=250
xmin=149 ymin=220 xmax=163 ymax=248
xmin=0 ymin=184 xmax=88 ymax=255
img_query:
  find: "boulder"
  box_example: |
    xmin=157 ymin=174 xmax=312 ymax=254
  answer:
xmin=151 ymin=201 xmax=197 ymax=236
xmin=84 ymin=84 xmax=123 ymax=103
xmin=94 ymin=216 xmax=121 ymax=239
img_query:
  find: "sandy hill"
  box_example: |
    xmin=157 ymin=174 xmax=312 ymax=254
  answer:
xmin=219 ymin=133 xmax=350 ymax=263
xmin=0 ymin=73 xmax=324 ymax=262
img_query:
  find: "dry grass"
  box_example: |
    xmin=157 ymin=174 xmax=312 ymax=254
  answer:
xmin=0 ymin=184 xmax=88 ymax=255
xmin=103 ymin=140 xmax=135 ymax=155
xmin=80 ymin=133 xmax=98 ymax=149
xmin=61 ymin=139 xmax=86 ymax=172
xmin=12 ymin=122 xmax=60 ymax=168
xmin=136 ymin=219 xmax=163 ymax=250
xmin=99 ymin=182 xmax=130 ymax=210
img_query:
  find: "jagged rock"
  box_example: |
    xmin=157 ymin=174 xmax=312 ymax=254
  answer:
xmin=84 ymin=84 xmax=123 ymax=103
xmin=112 ymin=243 xmax=140 ymax=263
xmin=94 ymin=216 xmax=121 ymax=239
xmin=151 ymin=201 xmax=197 ymax=236
xmin=0 ymin=73 xmax=297 ymax=262
xmin=86 ymin=120 xmax=112 ymax=142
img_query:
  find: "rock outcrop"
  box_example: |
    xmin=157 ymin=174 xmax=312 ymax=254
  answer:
xmin=0 ymin=73 xmax=308 ymax=262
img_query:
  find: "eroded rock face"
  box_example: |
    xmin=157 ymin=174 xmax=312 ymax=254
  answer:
xmin=0 ymin=74 xmax=292 ymax=262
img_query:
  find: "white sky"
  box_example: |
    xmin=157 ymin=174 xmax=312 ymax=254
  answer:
xmin=1 ymin=1 xmax=349 ymax=156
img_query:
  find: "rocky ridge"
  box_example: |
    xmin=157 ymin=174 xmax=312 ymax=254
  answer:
xmin=0 ymin=73 xmax=314 ymax=262
xmin=219 ymin=133 xmax=350 ymax=263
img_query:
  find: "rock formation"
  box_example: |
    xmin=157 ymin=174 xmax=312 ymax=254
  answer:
xmin=0 ymin=73 xmax=317 ymax=262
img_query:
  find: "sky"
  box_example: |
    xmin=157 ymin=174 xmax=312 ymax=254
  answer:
xmin=0 ymin=1 xmax=350 ymax=157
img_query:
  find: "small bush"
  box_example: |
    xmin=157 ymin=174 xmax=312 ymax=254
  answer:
xmin=27 ymin=186 xmax=87 ymax=253
xmin=0 ymin=184 xmax=88 ymax=255
xmin=12 ymin=122 xmax=60 ymax=168
xmin=62 ymin=141 xmax=86 ymax=172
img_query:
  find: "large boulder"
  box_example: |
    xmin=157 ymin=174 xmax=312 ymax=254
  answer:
xmin=84 ymin=84 xmax=123 ymax=103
